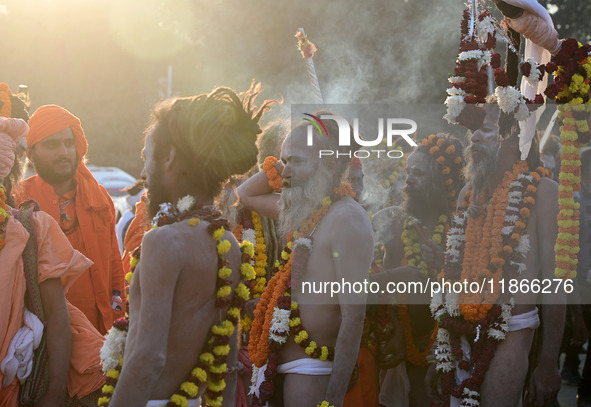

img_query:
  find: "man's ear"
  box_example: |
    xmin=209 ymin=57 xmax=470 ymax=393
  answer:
xmin=163 ymin=144 xmax=177 ymax=172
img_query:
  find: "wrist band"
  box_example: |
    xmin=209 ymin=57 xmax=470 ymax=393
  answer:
xmin=262 ymin=156 xmax=282 ymax=192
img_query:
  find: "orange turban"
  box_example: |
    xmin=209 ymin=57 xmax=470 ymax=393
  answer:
xmin=27 ymin=105 xmax=110 ymax=213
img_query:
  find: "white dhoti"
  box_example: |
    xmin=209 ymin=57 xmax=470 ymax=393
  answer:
xmin=378 ymin=363 xmax=410 ymax=407
xmin=146 ymin=398 xmax=200 ymax=407
xmin=449 ymin=308 xmax=540 ymax=407
xmin=277 ymin=358 xmax=333 ymax=375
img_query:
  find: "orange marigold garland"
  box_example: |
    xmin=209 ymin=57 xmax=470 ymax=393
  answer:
xmin=248 ymin=185 xmax=354 ymax=407
xmin=421 ymin=134 xmax=465 ymax=211
xmin=262 ymin=156 xmax=283 ymax=192
xmin=397 ymin=305 xmax=437 ymax=367
xmin=430 ymin=162 xmax=546 ymax=404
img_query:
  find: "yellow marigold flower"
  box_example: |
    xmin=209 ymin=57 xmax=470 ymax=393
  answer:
xmin=200 ymin=352 xmax=215 ymax=365
xmin=321 ymin=196 xmax=332 ymax=206
xmin=317 ymin=402 xmax=333 ymax=407
xmin=289 ymin=317 xmax=301 ymax=327
xmin=102 ymin=384 xmax=114 ymax=394
xmin=235 ymin=283 xmax=250 ymax=301
xmin=188 ymin=218 xmax=200 ymax=227
xmin=217 ymin=240 xmax=231 ymax=255
xmin=213 ymin=227 xmax=226 ymax=241
xmin=207 ymin=379 xmax=226 ymax=393
xmin=191 ymin=367 xmax=208 ymax=383
xmin=241 ymin=263 xmax=256 ymax=280
xmin=205 ymin=395 xmax=223 ymax=407
xmin=218 ymin=266 xmax=232 ymax=279
xmin=305 ymin=341 xmax=318 ymax=355
xmin=130 ymin=256 xmax=139 ymax=267
xmin=294 ymin=330 xmax=308 ymax=344
xmin=170 ymin=394 xmax=189 ymax=407
xmin=98 ymin=397 xmax=111 ymax=406
xmin=291 ymin=302 xmax=298 ymax=311
xmin=180 ymin=381 xmax=200 ymax=397
xmin=319 ymin=346 xmax=329 ymax=361
xmin=228 ymin=307 xmax=240 ymax=319
xmin=432 ymin=235 xmax=442 ymax=245
xmin=210 ymin=363 xmax=227 ymax=374
xmin=106 ymin=369 xmax=120 ymax=379
xmin=118 ymin=357 xmax=124 ymax=366
xmin=241 ymin=241 xmax=255 ymax=257
xmin=216 ymin=285 xmax=232 ymax=299
xmin=213 ymin=345 xmax=230 ymax=356
xmin=212 ymin=320 xmax=234 ymax=336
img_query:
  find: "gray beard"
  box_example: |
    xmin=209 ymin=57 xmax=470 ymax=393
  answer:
xmin=463 ymin=143 xmax=499 ymax=216
xmin=279 ymin=165 xmax=340 ymax=236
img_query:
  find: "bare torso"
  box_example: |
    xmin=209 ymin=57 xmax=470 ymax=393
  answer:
xmin=122 ymin=219 xmax=241 ymax=402
xmin=279 ymin=197 xmax=373 ymax=407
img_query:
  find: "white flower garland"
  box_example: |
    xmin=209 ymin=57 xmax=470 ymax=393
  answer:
xmin=100 ymin=326 xmax=127 ymax=373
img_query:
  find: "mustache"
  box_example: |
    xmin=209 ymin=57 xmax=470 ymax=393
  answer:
xmin=54 ymin=158 xmax=73 ymax=165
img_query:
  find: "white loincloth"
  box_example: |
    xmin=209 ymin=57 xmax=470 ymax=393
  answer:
xmin=378 ymin=363 xmax=410 ymax=407
xmin=450 ymin=308 xmax=540 ymax=406
xmin=146 ymin=398 xmax=200 ymax=407
xmin=277 ymin=358 xmax=333 ymax=375
xmin=508 ymin=308 xmax=540 ymax=331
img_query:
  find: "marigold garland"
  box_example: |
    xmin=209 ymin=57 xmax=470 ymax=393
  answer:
xmin=431 ymin=162 xmax=546 ymax=405
xmin=543 ymin=38 xmax=591 ymax=279
xmin=421 ymin=134 xmax=465 ymax=211
xmin=401 ymin=214 xmax=448 ymax=277
xmin=397 ymin=305 xmax=437 ymax=367
xmin=251 ymin=211 xmax=268 ymax=298
xmin=262 ymin=156 xmax=283 ymax=192
xmin=98 ymin=196 xmax=254 ymax=406
xmin=399 ymin=213 xmax=448 ymax=366
xmin=248 ymin=185 xmax=354 ymax=407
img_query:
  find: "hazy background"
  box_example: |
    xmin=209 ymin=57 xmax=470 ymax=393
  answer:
xmin=1 ymin=0 xmax=588 ymax=177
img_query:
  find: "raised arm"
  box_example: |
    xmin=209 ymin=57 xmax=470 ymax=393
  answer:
xmin=236 ymin=162 xmax=283 ymax=220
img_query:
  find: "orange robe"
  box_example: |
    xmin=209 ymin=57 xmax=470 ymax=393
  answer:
xmin=121 ymin=196 xmax=149 ymax=275
xmin=0 ymin=211 xmax=105 ymax=406
xmin=344 ymin=348 xmax=379 ymax=407
xmin=15 ymin=176 xmax=125 ymax=335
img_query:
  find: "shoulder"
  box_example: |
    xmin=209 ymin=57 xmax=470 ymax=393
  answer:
xmin=327 ymin=197 xmax=372 ymax=230
xmin=140 ymin=220 xmax=219 ymax=270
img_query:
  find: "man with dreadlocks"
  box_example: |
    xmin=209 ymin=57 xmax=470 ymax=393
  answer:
xmin=106 ymin=84 xmax=275 ymax=407
xmin=371 ymin=133 xmax=464 ymax=407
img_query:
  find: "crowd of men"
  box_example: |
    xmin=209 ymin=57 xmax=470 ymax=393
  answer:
xmin=1 ymin=2 xmax=591 ymax=407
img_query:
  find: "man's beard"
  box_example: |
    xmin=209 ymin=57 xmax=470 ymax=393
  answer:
xmin=278 ymin=164 xmax=341 ymax=236
xmin=146 ymin=176 xmax=168 ymax=219
xmin=401 ymin=183 xmax=447 ymax=220
xmin=463 ymin=143 xmax=499 ymax=213
xmin=34 ymin=158 xmax=77 ymax=186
